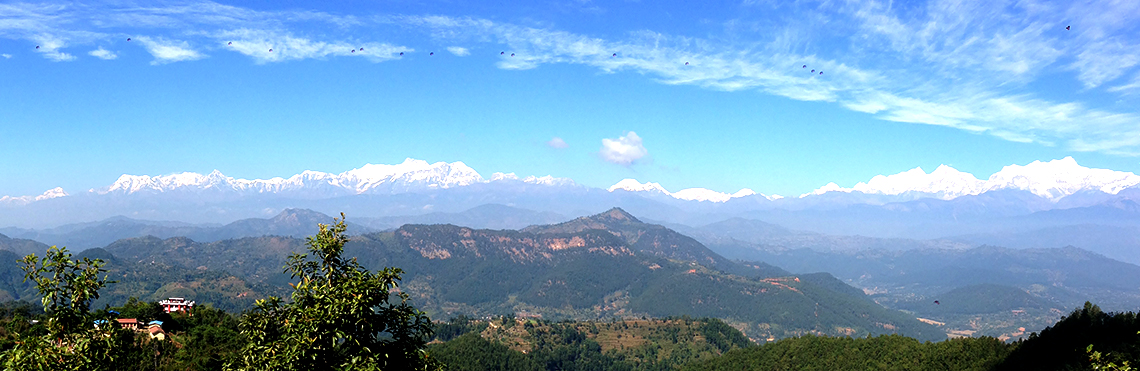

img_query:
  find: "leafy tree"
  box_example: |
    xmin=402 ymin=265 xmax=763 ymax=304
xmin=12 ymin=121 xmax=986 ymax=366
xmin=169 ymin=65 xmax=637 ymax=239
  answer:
xmin=1 ymin=246 xmax=146 ymax=370
xmin=999 ymin=302 xmax=1140 ymax=370
xmin=167 ymin=304 xmax=243 ymax=370
xmin=1089 ymin=343 xmax=1134 ymax=371
xmin=428 ymin=333 xmax=540 ymax=371
xmin=227 ymin=214 xmax=440 ymax=371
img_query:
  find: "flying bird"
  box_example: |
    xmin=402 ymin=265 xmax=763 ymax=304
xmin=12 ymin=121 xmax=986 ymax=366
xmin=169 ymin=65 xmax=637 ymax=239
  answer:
xmin=399 ymin=52 xmax=404 ymax=56
xmin=430 ymin=52 xmax=434 ymax=55
xmin=811 ymin=69 xmax=815 ymax=73
xmin=1066 ymin=26 xmax=1071 ymax=30
xmin=685 ymin=62 xmax=689 ymax=65
xmin=501 ymin=51 xmax=505 ymax=55
xmin=819 ymin=71 xmax=823 ymax=75
xmin=228 ymin=42 xmax=232 ymax=45
xmin=269 ymin=48 xmax=273 ymax=52
xmin=612 ymin=53 xmax=617 ymax=57
xmin=35 ymin=45 xmax=39 ymax=49
xmin=802 ymin=65 xmax=806 ymax=68
xmin=127 ymin=38 xmax=131 ymax=41
xmin=511 ymin=53 xmax=515 ymax=57
xmin=934 ymin=300 xmax=940 ymax=305
xmin=351 ymin=49 xmax=355 ymax=53
xmin=359 ymin=47 xmax=364 ymax=51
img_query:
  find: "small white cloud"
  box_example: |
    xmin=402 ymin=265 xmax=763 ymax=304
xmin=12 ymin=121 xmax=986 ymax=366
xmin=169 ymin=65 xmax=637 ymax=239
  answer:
xmin=446 ymin=46 xmax=469 ymax=56
xmin=599 ymin=131 xmax=648 ymax=165
xmin=31 ymin=37 xmax=76 ymax=62
xmin=88 ymin=47 xmax=117 ymax=60
xmin=1 ymin=54 xmax=10 ymax=59
xmin=42 ymin=51 xmax=76 ymax=62
xmin=547 ymin=137 xmax=568 ymax=149
xmin=137 ymin=36 xmax=204 ymax=65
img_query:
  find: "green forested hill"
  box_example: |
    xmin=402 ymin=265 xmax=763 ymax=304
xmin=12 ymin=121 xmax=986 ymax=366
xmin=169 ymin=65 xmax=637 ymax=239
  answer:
xmin=681 ymin=334 xmax=1012 ymax=371
xmin=429 ymin=316 xmax=753 ymax=371
xmin=87 ymin=208 xmax=942 ymax=341
xmin=0 ymin=233 xmax=50 ymax=257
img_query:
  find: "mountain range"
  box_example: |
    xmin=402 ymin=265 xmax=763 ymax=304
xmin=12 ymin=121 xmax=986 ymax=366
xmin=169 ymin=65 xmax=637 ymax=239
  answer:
xmin=3 ymin=207 xmax=1138 ymax=342
xmin=0 ymin=208 xmax=948 ymax=342
xmin=6 ymin=157 xmax=1136 ymax=206
xmin=3 ymin=157 xmax=1140 ymax=265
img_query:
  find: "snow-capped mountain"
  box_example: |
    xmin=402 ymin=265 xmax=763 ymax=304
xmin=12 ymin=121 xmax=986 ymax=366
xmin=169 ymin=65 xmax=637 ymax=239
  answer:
xmin=0 ymin=187 xmax=68 ymax=205
xmin=607 ymin=179 xmax=773 ymax=202
xmin=4 ymin=157 xmax=1139 ymax=212
xmin=981 ymin=157 xmax=1140 ymax=199
xmin=804 ymin=157 xmax=1140 ymax=201
xmin=99 ymin=158 xmax=487 ymax=196
xmin=490 ymin=172 xmax=578 ymax=186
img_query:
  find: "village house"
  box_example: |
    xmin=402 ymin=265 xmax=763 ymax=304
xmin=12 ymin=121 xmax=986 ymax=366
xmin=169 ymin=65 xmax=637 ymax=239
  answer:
xmin=115 ymin=318 xmax=140 ymax=330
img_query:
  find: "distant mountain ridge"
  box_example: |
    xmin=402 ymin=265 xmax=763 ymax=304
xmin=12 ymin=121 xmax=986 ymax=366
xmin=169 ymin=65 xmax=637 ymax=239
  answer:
xmin=78 ymin=208 xmax=944 ymax=341
xmin=4 ymin=156 xmax=1140 ymax=264
xmin=0 ymin=209 xmax=372 ymax=250
xmin=100 ymin=158 xmax=490 ymax=196
xmin=5 ymin=156 xmax=1138 ymax=206
xmin=799 ymin=157 xmax=1140 ymax=200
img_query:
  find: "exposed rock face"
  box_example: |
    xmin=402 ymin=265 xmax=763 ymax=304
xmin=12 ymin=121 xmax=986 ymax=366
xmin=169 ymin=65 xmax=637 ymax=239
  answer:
xmin=396 ymin=224 xmax=631 ymax=263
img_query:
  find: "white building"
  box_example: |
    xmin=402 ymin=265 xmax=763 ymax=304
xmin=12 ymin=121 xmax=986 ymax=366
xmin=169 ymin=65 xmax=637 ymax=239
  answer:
xmin=159 ymin=297 xmax=196 ymax=313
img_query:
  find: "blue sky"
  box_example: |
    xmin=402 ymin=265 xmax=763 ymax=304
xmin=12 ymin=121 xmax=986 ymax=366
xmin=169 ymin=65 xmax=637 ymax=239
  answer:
xmin=2 ymin=0 xmax=1139 ymax=198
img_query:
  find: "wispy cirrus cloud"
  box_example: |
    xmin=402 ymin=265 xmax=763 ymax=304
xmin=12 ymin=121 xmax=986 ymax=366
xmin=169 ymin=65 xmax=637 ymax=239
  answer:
xmin=396 ymin=2 xmax=1140 ymax=154
xmin=1 ymin=0 xmax=1139 ymax=154
xmin=215 ymin=29 xmax=407 ymax=64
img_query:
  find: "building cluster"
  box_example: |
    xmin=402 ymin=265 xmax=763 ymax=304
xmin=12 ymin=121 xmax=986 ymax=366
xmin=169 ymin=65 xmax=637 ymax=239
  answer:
xmin=95 ymin=297 xmax=195 ymax=340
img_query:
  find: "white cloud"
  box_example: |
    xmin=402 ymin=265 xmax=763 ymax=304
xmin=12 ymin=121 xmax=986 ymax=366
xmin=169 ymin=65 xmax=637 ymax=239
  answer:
xmin=1071 ymin=39 xmax=1140 ymax=88
xmin=446 ymin=46 xmax=469 ymax=56
xmin=40 ymin=50 xmax=75 ymax=61
xmin=88 ymin=47 xmax=116 ymax=60
xmin=398 ymin=8 xmax=1140 ymax=155
xmin=136 ymin=36 xmax=204 ymax=64
xmin=1109 ymin=73 xmax=1140 ymax=93
xmin=547 ymin=137 xmax=568 ymax=149
xmin=1 ymin=54 xmax=10 ymax=59
xmin=217 ymin=29 xmax=408 ymax=64
xmin=599 ymin=131 xmax=648 ymax=165
xmin=30 ymin=36 xmax=75 ymax=61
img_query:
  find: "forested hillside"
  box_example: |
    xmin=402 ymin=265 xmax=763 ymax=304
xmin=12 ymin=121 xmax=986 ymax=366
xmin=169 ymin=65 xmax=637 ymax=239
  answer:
xmin=78 ymin=208 xmax=944 ymax=341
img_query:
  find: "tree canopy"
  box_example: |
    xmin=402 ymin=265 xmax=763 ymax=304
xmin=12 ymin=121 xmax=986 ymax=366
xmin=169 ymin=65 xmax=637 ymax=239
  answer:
xmin=226 ymin=213 xmax=439 ymax=371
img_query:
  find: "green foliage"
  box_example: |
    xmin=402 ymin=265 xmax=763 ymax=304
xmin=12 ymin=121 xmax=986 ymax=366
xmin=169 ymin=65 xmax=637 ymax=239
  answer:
xmin=998 ymin=302 xmax=1140 ymax=371
xmin=430 ymin=316 xmax=752 ymax=371
xmin=1 ymin=246 xmax=148 ymax=370
xmin=1089 ymin=343 xmax=1133 ymax=371
xmin=432 ymin=315 xmax=489 ymax=342
xmin=227 ymin=214 xmax=440 ymax=371
xmin=430 ymin=333 xmax=541 ymax=371
xmin=682 ymin=334 xmax=1011 ymax=371
xmin=166 ymin=304 xmax=243 ymax=370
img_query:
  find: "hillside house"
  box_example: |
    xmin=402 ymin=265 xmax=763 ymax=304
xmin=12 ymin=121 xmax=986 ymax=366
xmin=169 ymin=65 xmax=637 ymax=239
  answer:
xmin=115 ymin=318 xmax=140 ymax=330
xmin=159 ymin=297 xmax=196 ymax=313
